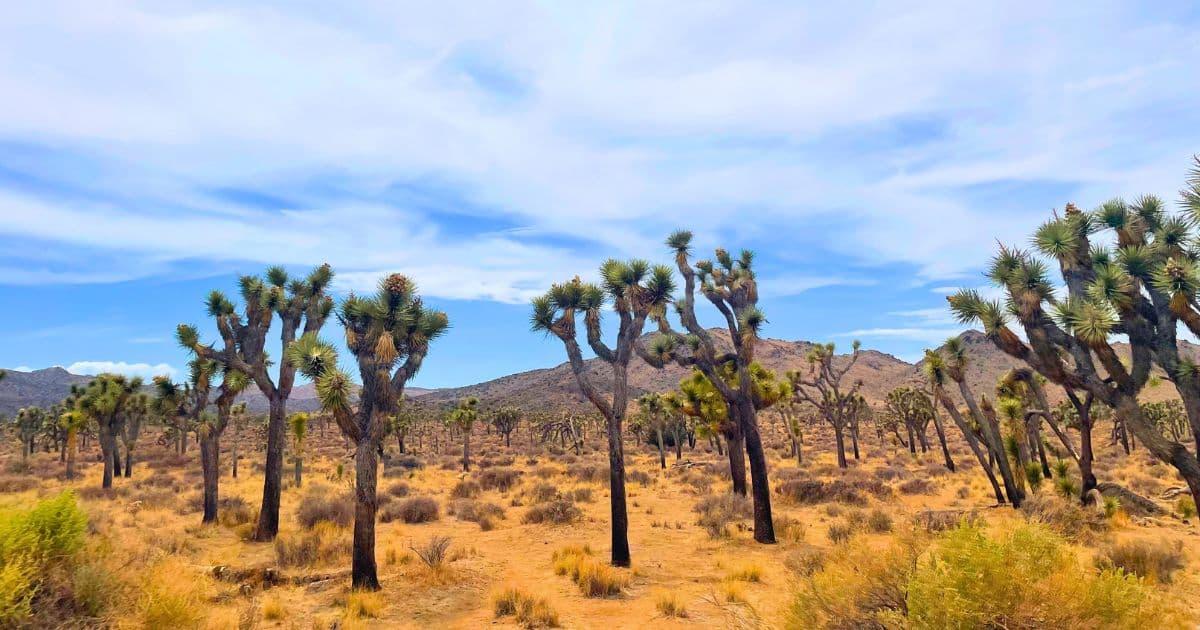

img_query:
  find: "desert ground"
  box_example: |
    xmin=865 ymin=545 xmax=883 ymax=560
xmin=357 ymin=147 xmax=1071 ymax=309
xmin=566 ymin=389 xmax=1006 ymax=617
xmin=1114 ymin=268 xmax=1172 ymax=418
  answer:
xmin=1 ymin=411 xmax=1197 ymax=629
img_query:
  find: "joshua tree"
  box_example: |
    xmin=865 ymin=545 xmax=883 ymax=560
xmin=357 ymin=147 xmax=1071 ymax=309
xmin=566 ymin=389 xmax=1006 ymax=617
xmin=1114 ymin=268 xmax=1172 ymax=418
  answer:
xmin=641 ymin=232 xmax=777 ymax=544
xmin=15 ymin=407 xmax=45 ymax=464
xmin=1145 ymin=400 xmax=1189 ymax=443
xmin=531 ymin=259 xmax=675 ymax=566
xmin=449 ymin=397 xmax=479 ymax=472
xmin=288 ymin=412 xmax=309 ymax=488
xmin=789 ymin=342 xmax=864 ymax=469
xmin=77 ymin=374 xmax=143 ymax=489
xmin=58 ymin=409 xmax=87 ymax=480
xmin=388 ymin=402 xmax=417 ymax=454
xmin=923 ymin=347 xmax=1008 ymax=503
xmin=885 ymin=386 xmax=938 ymax=458
xmin=120 ymin=393 xmax=150 ymax=478
xmin=491 ymin=407 xmax=520 ymax=448
xmin=179 ymin=264 xmax=335 ymax=540
xmin=288 ymin=272 xmax=448 ymax=590
xmin=949 ymin=184 xmax=1200 ymax=505
xmin=635 ymin=392 xmax=671 ymax=470
xmin=196 ymin=368 xmax=250 ymax=524
xmin=775 ymin=397 xmax=810 ymax=466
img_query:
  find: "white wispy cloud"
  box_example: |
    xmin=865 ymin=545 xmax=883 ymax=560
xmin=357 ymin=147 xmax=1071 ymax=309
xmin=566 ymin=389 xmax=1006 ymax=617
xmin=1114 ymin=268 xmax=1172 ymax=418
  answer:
xmin=0 ymin=2 xmax=1195 ymax=303
xmin=836 ymin=327 xmax=964 ymax=344
xmin=66 ymin=361 xmax=177 ymax=380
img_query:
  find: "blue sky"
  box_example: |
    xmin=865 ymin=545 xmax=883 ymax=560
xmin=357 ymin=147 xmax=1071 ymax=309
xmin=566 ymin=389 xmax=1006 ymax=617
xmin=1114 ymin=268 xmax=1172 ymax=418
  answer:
xmin=2 ymin=2 xmax=1200 ymax=387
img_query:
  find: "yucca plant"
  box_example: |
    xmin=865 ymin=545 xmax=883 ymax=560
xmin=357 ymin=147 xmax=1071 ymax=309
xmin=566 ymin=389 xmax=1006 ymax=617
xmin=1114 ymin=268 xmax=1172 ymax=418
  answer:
xmin=177 ymin=263 xmax=334 ymax=540
xmin=950 ymin=172 xmax=1200 ymax=507
xmin=448 ymin=397 xmax=479 ymax=472
xmin=287 ymin=272 xmax=448 ymax=590
xmin=531 ymin=258 xmax=674 ymax=565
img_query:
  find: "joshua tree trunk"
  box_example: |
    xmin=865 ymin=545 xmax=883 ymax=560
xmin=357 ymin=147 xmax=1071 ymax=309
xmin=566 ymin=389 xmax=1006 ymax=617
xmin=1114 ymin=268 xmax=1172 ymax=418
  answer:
xmin=735 ymin=397 xmax=776 ymax=544
xmin=65 ymin=430 xmax=78 ymax=480
xmin=294 ymin=455 xmax=303 ymax=488
xmin=958 ymin=382 xmax=1022 ymax=507
xmin=673 ymin=428 xmax=683 ymax=461
xmin=398 ymin=432 xmax=407 ymax=454
xmin=256 ymin=397 xmax=287 ymax=541
xmin=656 ymin=428 xmax=666 ymax=470
xmin=99 ymin=423 xmax=116 ymax=489
xmin=833 ymin=425 xmax=848 ymax=469
xmin=462 ymin=428 xmax=470 ymax=472
xmin=352 ymin=438 xmax=380 ymax=590
xmin=724 ymin=426 xmax=748 ymax=495
xmin=930 ymin=408 xmax=955 ymax=472
xmin=123 ymin=447 xmax=133 ymax=478
xmin=713 ymin=434 xmax=723 ymax=456
xmin=906 ymin=422 xmax=917 ymax=455
xmin=232 ymin=429 xmax=240 ymax=479
xmin=793 ymin=436 xmax=803 ymax=465
xmin=200 ymin=431 xmax=220 ymax=524
xmin=850 ymin=422 xmax=860 ymax=460
xmin=933 ymin=385 xmax=1005 ymax=503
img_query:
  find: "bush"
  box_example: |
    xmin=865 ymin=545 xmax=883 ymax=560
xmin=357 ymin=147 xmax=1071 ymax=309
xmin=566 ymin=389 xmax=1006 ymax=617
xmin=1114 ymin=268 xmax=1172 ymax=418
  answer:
xmin=449 ymin=499 xmax=505 ymax=524
xmin=386 ymin=481 xmax=411 ymax=498
xmin=788 ymin=530 xmax=923 ymax=628
xmin=1176 ymin=496 xmax=1197 ymax=519
xmin=522 ymin=499 xmax=582 ymax=525
xmin=274 ymin=523 xmax=352 ymax=567
xmin=727 ymin=563 xmax=763 ymax=583
xmin=1097 ymin=540 xmax=1185 ymax=584
xmin=527 ymin=483 xmax=560 ymax=503
xmin=626 ymin=469 xmax=652 ymax=485
xmin=866 ymin=508 xmax=894 ymax=533
xmin=1102 ymin=496 xmax=1121 ymax=519
xmin=1025 ymin=462 xmax=1044 ymax=491
xmin=494 ymin=587 xmax=561 ymax=628
xmin=1055 ymin=475 xmax=1079 ymax=499
xmin=551 ymin=545 xmax=628 ymax=597
xmin=0 ymin=476 xmax=37 ymax=493
xmin=655 ymin=591 xmax=688 ymax=618
xmin=783 ymin=545 xmax=828 ymax=577
xmin=451 ymin=480 xmax=482 ymax=499
xmin=897 ymin=478 xmax=936 ymax=496
xmin=0 ymin=491 xmax=88 ymax=625
xmin=295 ymin=487 xmax=353 ymax=529
xmin=383 ymin=497 xmax=439 ymax=524
xmin=826 ymin=522 xmax=854 ymax=545
xmin=410 ymin=535 xmax=452 ymax=569
xmin=777 ymin=478 xmax=890 ymax=506
xmin=346 ymin=591 xmax=385 ymax=619
xmin=1020 ymin=493 xmax=1105 ymax=543
xmin=906 ymin=524 xmax=1186 ymax=629
xmin=694 ymin=493 xmax=752 ymax=538
xmin=477 ymin=467 xmax=521 ymax=492
xmin=566 ymin=463 xmax=606 ymax=483
xmin=138 ymin=558 xmax=208 ymax=629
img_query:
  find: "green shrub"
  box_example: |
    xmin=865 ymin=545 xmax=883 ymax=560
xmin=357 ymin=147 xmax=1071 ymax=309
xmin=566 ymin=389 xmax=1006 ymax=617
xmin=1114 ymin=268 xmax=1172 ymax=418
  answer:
xmin=1055 ymin=475 xmax=1079 ymax=499
xmin=1024 ymin=462 xmax=1043 ymax=491
xmin=1052 ymin=459 xmax=1071 ymax=479
xmin=0 ymin=491 xmax=88 ymax=625
xmin=1176 ymin=496 xmax=1197 ymax=519
xmin=1102 ymin=496 xmax=1121 ymax=519
xmin=907 ymin=523 xmax=1183 ymax=628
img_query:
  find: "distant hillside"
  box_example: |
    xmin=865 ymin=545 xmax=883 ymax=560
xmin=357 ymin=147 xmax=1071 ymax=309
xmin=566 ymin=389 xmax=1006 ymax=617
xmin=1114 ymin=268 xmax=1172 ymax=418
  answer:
xmin=5 ymin=328 xmax=1193 ymax=416
xmin=0 ymin=367 xmax=92 ymax=415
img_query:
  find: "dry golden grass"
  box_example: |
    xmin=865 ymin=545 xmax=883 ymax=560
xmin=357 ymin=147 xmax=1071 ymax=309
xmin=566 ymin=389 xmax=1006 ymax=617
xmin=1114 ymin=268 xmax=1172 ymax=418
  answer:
xmin=0 ymin=421 xmax=1196 ymax=629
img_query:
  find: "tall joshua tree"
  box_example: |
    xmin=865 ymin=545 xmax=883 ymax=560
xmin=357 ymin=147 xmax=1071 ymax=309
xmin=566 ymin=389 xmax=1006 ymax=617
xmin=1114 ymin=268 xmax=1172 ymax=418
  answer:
xmin=636 ymin=392 xmax=671 ymax=470
xmin=77 ymin=374 xmax=143 ymax=489
xmin=532 ymin=260 xmax=675 ymax=567
xmin=180 ymin=264 xmax=334 ymax=540
xmin=288 ymin=272 xmax=448 ymax=590
xmin=949 ymin=182 xmax=1200 ymax=505
xmin=449 ymin=397 xmax=479 ymax=472
xmin=923 ymin=347 xmax=1007 ymax=504
xmin=641 ymin=232 xmax=776 ymax=544
xmin=175 ymin=356 xmax=251 ymax=524
xmin=790 ymin=342 xmax=864 ymax=469
xmin=230 ymin=402 xmax=249 ymax=479
xmin=120 ymin=393 xmax=150 ymax=478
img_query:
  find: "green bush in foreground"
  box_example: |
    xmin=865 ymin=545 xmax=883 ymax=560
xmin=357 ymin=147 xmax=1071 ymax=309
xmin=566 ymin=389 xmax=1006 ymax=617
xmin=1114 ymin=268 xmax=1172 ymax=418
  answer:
xmin=788 ymin=522 xmax=1190 ymax=629
xmin=0 ymin=491 xmax=88 ymax=624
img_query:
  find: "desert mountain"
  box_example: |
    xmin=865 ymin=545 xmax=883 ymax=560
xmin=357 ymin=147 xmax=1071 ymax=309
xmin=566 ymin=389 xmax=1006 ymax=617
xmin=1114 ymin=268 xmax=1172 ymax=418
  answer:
xmin=4 ymin=328 xmax=1193 ymax=416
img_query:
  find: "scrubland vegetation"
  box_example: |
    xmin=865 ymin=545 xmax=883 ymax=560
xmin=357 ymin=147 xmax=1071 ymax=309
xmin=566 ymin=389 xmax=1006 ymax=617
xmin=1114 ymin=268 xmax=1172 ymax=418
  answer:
xmin=2 ymin=163 xmax=1200 ymax=626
